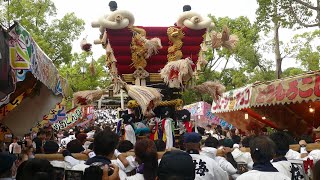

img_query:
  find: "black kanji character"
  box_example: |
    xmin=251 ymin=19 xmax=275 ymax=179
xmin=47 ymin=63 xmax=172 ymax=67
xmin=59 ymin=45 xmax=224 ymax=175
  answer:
xmin=193 ymin=159 xmax=209 ymax=176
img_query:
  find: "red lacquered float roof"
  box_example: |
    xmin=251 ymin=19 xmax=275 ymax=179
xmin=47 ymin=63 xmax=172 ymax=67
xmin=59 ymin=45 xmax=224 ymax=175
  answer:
xmin=106 ymin=26 xmax=206 ymax=75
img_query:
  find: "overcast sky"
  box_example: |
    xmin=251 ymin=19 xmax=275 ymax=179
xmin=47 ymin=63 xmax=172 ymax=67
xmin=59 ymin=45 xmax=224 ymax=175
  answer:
xmin=53 ymin=0 xmax=303 ymax=70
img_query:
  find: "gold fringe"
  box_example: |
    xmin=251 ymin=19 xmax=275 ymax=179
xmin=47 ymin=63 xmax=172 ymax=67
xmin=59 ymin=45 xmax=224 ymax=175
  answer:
xmin=167 ymin=27 xmax=184 ymax=62
xmin=127 ymin=99 xmax=184 ymax=109
xmin=130 ymin=27 xmax=162 ymax=70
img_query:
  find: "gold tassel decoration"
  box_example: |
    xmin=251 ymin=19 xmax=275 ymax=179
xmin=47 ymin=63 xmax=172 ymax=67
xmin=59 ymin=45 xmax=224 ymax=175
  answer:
xmin=194 ymin=81 xmax=226 ymax=102
xmin=167 ymin=27 xmax=184 ymax=62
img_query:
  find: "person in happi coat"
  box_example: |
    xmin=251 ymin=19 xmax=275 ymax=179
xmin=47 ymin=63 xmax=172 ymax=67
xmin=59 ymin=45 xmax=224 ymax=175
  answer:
xmin=237 ymin=136 xmax=290 ymax=180
xmin=184 ymin=132 xmax=228 ymax=180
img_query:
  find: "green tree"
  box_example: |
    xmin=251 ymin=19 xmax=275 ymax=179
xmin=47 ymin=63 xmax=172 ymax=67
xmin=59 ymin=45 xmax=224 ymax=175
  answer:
xmin=59 ymin=53 xmax=111 ymax=93
xmin=282 ymin=67 xmax=304 ymax=77
xmin=256 ymin=0 xmax=295 ymax=79
xmin=0 ymin=0 xmax=85 ymax=66
xmin=286 ymin=0 xmax=320 ymax=28
xmin=206 ymin=16 xmax=262 ymax=75
xmin=290 ymin=30 xmax=320 ymax=71
xmin=182 ymin=16 xmax=269 ymax=104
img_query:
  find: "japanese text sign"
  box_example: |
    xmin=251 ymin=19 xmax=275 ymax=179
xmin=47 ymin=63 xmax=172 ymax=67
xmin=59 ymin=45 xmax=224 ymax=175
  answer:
xmin=211 ymin=86 xmax=252 ymax=113
xmin=251 ymin=73 xmax=320 ymax=106
xmin=52 ymin=107 xmax=82 ymax=131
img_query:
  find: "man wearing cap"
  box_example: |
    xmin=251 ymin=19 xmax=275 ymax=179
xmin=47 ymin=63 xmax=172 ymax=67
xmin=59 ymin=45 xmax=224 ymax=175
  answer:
xmin=0 ymin=153 xmax=17 ymax=179
xmin=184 ymin=132 xmax=228 ymax=180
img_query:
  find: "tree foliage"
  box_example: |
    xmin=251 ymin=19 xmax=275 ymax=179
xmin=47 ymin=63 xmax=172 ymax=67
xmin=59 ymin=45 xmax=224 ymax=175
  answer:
xmin=59 ymin=53 xmax=111 ymax=93
xmin=256 ymin=0 xmax=297 ymax=79
xmin=182 ymin=16 xmax=270 ymax=104
xmin=286 ymin=0 xmax=320 ymax=28
xmin=291 ymin=30 xmax=320 ymax=71
xmin=0 ymin=0 xmax=85 ymax=66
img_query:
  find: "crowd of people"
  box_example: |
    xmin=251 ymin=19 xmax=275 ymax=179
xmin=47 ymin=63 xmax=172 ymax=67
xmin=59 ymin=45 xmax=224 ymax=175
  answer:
xmin=2 ymin=108 xmax=320 ymax=180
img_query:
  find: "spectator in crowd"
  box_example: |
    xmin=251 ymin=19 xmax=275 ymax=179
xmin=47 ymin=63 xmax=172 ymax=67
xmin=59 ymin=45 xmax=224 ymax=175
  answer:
xmin=126 ymin=139 xmax=158 ymax=180
xmin=117 ymin=140 xmax=133 ymax=153
xmin=232 ymin=136 xmax=254 ymax=169
xmin=23 ymin=133 xmax=32 ymax=148
xmin=270 ymin=132 xmax=293 ymax=178
xmin=70 ymin=129 xmax=126 ymax=173
xmin=0 ymin=153 xmax=17 ymax=179
xmin=157 ymin=150 xmax=195 ymax=180
xmin=67 ymin=139 xmax=85 ymax=153
xmin=154 ymin=139 xmax=166 ymax=152
xmin=313 ymin=160 xmax=320 ymax=180
xmin=76 ymin=133 xmax=88 ymax=145
xmin=86 ymin=129 xmax=119 ymax=165
xmin=184 ymin=132 xmax=228 ymax=180
xmin=237 ymin=136 xmax=290 ymax=180
xmin=201 ymin=136 xmax=237 ymax=177
xmin=231 ymin=128 xmax=241 ymax=145
xmin=18 ymin=158 xmax=55 ymax=180
xmin=43 ymin=141 xmax=59 ymax=154
xmin=33 ymin=130 xmax=46 ymax=154
xmin=8 ymin=137 xmax=20 ymax=155
xmin=122 ymin=114 xmax=136 ymax=145
xmin=16 ymin=161 xmax=27 ymax=180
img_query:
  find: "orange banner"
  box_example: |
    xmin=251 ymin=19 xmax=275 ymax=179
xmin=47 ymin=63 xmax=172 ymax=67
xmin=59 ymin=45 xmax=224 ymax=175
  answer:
xmin=251 ymin=72 xmax=320 ymax=106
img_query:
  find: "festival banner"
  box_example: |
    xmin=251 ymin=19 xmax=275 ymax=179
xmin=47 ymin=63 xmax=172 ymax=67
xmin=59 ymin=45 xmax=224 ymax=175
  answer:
xmin=184 ymin=101 xmax=206 ymax=116
xmin=42 ymin=99 xmax=67 ymax=124
xmin=184 ymin=101 xmax=233 ymax=128
xmin=251 ymin=72 xmax=320 ymax=106
xmin=52 ymin=107 xmax=83 ymax=131
xmin=8 ymin=24 xmax=68 ymax=96
xmin=211 ymin=85 xmax=252 ymax=113
xmin=0 ymin=93 xmax=25 ymax=120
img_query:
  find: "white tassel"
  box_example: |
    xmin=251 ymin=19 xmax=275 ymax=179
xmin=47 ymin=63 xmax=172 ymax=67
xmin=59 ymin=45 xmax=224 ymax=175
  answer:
xmin=144 ymin=37 xmax=162 ymax=58
xmin=160 ymin=58 xmax=194 ymax=88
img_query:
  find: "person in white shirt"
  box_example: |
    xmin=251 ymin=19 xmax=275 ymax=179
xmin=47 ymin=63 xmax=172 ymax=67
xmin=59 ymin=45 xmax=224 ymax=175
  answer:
xmin=237 ymin=136 xmax=290 ymax=180
xmin=125 ymin=139 xmax=158 ymax=180
xmin=184 ymin=132 xmax=229 ymax=180
xmin=232 ymin=136 xmax=254 ymax=169
xmin=201 ymin=136 xmax=237 ymax=176
xmin=122 ymin=114 xmax=136 ymax=145
xmin=270 ymin=131 xmax=297 ymax=179
xmin=8 ymin=137 xmax=21 ymax=155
